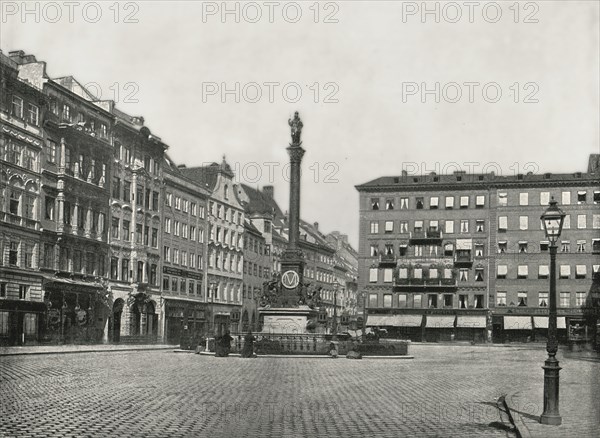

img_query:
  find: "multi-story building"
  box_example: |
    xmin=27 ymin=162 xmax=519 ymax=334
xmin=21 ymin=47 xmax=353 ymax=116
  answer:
xmin=160 ymin=158 xmax=209 ymax=343
xmin=107 ymin=109 xmax=166 ymax=342
xmin=0 ymin=51 xmax=46 ymax=345
xmin=490 ymin=156 xmax=600 ymax=344
xmin=11 ymin=51 xmax=114 ymax=344
xmin=181 ymin=159 xmax=244 ymax=336
xmin=326 ymin=231 xmax=359 ymax=320
xmin=356 ymin=154 xmax=600 ymax=344
xmin=241 ymin=219 xmax=270 ymax=332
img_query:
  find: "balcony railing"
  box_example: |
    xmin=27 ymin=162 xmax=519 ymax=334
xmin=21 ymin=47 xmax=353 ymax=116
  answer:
xmin=0 ymin=212 xmax=40 ymax=230
xmin=395 ymin=277 xmax=457 ymax=288
xmin=454 ymin=251 xmax=473 ymax=267
xmin=378 ymin=253 xmax=396 ymax=266
xmin=409 ymin=229 xmax=443 ymax=243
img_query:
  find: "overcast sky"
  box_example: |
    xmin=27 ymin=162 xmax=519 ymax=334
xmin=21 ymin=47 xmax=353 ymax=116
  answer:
xmin=3 ymin=1 xmax=599 ymax=248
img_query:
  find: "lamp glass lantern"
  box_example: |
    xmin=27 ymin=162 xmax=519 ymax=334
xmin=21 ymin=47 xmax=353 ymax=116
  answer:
xmin=540 ymin=197 xmax=566 ymax=245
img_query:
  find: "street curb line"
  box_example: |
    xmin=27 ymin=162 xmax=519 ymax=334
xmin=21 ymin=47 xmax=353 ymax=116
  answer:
xmin=0 ymin=347 xmax=177 ymax=357
xmin=501 ymin=393 xmax=531 ymax=438
xmin=195 ymin=351 xmax=414 ymax=359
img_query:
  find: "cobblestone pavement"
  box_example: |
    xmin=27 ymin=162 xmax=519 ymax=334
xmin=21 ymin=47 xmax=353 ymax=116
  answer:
xmin=0 ymin=345 xmax=597 ymax=438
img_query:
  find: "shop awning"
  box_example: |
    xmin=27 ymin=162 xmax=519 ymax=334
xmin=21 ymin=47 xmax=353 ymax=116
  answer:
xmin=42 ymin=275 xmax=103 ymax=290
xmin=163 ymin=296 xmax=204 ymax=304
xmin=366 ymin=314 xmax=423 ymax=327
xmin=456 ymin=315 xmax=487 ymax=328
xmin=533 ymin=317 xmax=566 ymax=329
xmin=426 ymin=315 xmax=455 ymax=328
xmin=504 ymin=316 xmax=532 ymax=330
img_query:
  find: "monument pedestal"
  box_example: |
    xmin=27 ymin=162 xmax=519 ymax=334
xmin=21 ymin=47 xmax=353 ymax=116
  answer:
xmin=260 ymin=306 xmax=318 ymax=335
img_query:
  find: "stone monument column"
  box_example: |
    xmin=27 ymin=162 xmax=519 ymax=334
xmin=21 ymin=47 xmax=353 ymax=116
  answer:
xmin=279 ymin=112 xmax=306 ymax=306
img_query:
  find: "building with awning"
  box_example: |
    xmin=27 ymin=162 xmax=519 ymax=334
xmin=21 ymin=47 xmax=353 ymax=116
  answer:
xmin=366 ymin=314 xmax=423 ymax=327
xmin=456 ymin=315 xmax=487 ymax=328
xmin=504 ymin=316 xmax=532 ymax=330
xmin=533 ymin=317 xmax=566 ymax=329
xmin=425 ymin=315 xmax=456 ymax=328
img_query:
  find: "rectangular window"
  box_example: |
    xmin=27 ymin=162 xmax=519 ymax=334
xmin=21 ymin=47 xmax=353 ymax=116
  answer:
xmin=497 ymin=265 xmax=507 ymax=279
xmin=561 ymin=191 xmax=570 ymax=205
xmin=370 ymin=245 xmax=379 ymax=257
xmin=152 ymin=192 xmax=159 ymax=211
xmin=498 ymin=216 xmax=507 ymax=231
xmin=371 ymin=198 xmax=379 ymax=210
xmin=496 ymin=292 xmax=507 ymax=306
xmin=12 ymin=95 xmax=24 ymax=118
xmin=416 ymin=197 xmax=424 ymax=209
xmin=575 ymin=292 xmax=586 ymax=307
xmin=385 ymin=199 xmax=394 ymax=210
xmin=517 ymin=265 xmax=528 ymax=279
xmin=538 ymin=265 xmax=549 ymax=279
xmin=560 ymin=265 xmax=570 ymax=279
xmin=577 ymin=191 xmax=587 ymax=204
xmin=121 ymin=181 xmax=130 ymax=203
xmin=121 ymin=259 xmax=129 ymax=281
xmin=460 ymin=220 xmax=469 ymax=233
xmin=413 ymin=294 xmax=422 ymax=308
xmin=576 ymin=265 xmax=587 ymax=279
xmin=368 ymin=293 xmax=378 ymax=308
xmin=398 ymin=294 xmax=407 ymax=308
xmin=519 ymin=216 xmax=528 ymax=230
xmin=383 ymin=269 xmax=393 ymax=283
xmin=370 ymin=222 xmax=379 ymax=234
xmin=460 ymin=196 xmax=469 ymax=208
xmin=44 ymin=196 xmax=55 ymax=220
xmin=164 ymin=217 xmax=171 ymax=233
xmin=560 ymin=292 xmax=570 ymax=307
xmin=163 ymin=246 xmax=171 ymax=262
xmin=563 ymin=215 xmax=570 ymax=229
xmin=45 ymin=140 xmax=57 ymax=163
xmin=476 ymin=195 xmax=485 ymax=208
xmin=519 ymin=193 xmax=529 ymax=206
xmin=518 ymin=292 xmax=528 ymax=307
xmin=540 ymin=192 xmax=550 ymax=205
xmin=122 ymin=220 xmax=130 ymax=242
xmin=383 ymin=294 xmax=392 ymax=308
xmin=111 ymin=218 xmax=120 ymax=239
xmin=384 ymin=221 xmax=394 ymax=233
xmin=400 ymin=197 xmax=408 ymax=209
xmin=519 ymin=242 xmax=528 ymax=253
xmin=592 ymin=215 xmax=600 ymax=229
xmin=429 ymin=197 xmax=439 ymax=209
xmin=369 ymin=268 xmax=378 ymax=283
xmin=445 ymin=196 xmax=454 ymax=209
xmin=149 ymin=227 xmax=157 ymax=248
xmin=577 ymin=215 xmax=586 ymax=229
xmin=475 ymin=244 xmax=484 ymax=257
xmin=445 ymin=220 xmax=454 ymax=234
xmin=112 ymin=177 xmax=121 ymax=199
xmin=498 ymin=193 xmax=507 ymax=206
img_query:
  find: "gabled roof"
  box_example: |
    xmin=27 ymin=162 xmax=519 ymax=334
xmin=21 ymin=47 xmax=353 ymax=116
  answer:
xmin=240 ymin=184 xmax=285 ymax=219
xmin=180 ymin=164 xmax=220 ymax=191
xmin=53 ymin=76 xmax=98 ymax=101
xmin=244 ymin=219 xmax=263 ymax=237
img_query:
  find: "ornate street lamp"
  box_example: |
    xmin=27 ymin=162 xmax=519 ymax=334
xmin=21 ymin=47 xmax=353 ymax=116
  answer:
xmin=540 ymin=197 xmax=566 ymax=426
xmin=333 ymin=281 xmax=340 ymax=337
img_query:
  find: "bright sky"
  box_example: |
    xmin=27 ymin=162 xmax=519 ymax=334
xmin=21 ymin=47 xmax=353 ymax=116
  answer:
xmin=2 ymin=1 xmax=599 ymax=248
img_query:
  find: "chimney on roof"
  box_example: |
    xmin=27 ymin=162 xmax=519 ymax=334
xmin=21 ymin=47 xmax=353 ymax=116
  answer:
xmin=401 ymin=170 xmax=408 ymax=176
xmin=177 ymin=164 xmax=186 ymax=169
xmin=588 ymin=154 xmax=600 ymax=174
xmin=8 ymin=50 xmax=36 ymax=64
xmin=263 ymin=185 xmax=274 ymax=199
xmin=313 ymin=222 xmax=319 ymax=230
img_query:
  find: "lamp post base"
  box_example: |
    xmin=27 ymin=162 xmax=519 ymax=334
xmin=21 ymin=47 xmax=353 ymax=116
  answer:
xmin=540 ymin=358 xmax=562 ymax=426
xmin=540 ymin=414 xmax=562 ymax=426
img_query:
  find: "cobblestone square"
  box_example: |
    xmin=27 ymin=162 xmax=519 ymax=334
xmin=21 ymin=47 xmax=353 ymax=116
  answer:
xmin=1 ymin=345 xmax=598 ymax=437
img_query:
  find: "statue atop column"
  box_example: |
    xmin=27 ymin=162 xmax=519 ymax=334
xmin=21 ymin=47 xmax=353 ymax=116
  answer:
xmin=288 ymin=111 xmax=303 ymax=145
